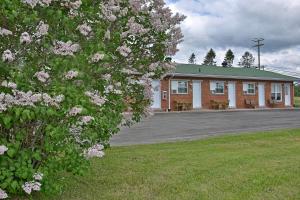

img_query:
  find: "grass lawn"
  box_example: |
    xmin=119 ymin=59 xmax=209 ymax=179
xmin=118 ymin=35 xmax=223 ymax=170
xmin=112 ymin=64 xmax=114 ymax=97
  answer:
xmin=37 ymin=129 xmax=300 ymax=200
xmin=295 ymin=97 xmax=300 ymax=107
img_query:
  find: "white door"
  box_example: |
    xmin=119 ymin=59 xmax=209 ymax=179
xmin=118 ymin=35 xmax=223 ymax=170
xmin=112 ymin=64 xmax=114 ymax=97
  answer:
xmin=228 ymin=82 xmax=236 ymax=108
xmin=258 ymin=83 xmax=265 ymax=107
xmin=151 ymin=80 xmax=161 ymax=109
xmin=193 ymin=80 xmax=202 ymax=109
xmin=285 ymin=83 xmax=291 ymax=106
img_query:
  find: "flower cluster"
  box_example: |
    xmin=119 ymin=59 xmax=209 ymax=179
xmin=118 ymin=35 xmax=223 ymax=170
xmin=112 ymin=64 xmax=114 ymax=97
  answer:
xmin=0 ymin=91 xmax=64 ymax=112
xmin=77 ymin=23 xmax=92 ymax=36
xmin=34 ymin=71 xmax=50 ymax=83
xmin=65 ymin=70 xmax=79 ymax=80
xmin=90 ymin=53 xmax=105 ymax=63
xmin=1 ymin=50 xmax=15 ymax=62
xmin=22 ymin=0 xmax=53 ymax=8
xmin=1 ymin=81 xmax=17 ymax=89
xmin=85 ymin=144 xmax=105 ymax=159
xmin=68 ymin=106 xmax=83 ymax=116
xmin=117 ymin=45 xmax=132 ymax=57
xmin=81 ymin=116 xmax=94 ymax=125
xmin=22 ymin=181 xmax=41 ymax=195
xmin=35 ymin=21 xmax=49 ymax=37
xmin=0 ymin=188 xmax=8 ymax=199
xmin=20 ymin=32 xmax=32 ymax=44
xmin=53 ymin=41 xmax=80 ymax=56
xmin=85 ymin=91 xmax=107 ymax=106
xmin=0 ymin=145 xmax=8 ymax=155
xmin=0 ymin=27 xmax=12 ymax=36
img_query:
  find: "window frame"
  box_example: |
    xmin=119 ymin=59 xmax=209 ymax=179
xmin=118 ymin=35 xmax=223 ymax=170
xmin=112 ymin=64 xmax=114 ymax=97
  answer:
xmin=271 ymin=83 xmax=282 ymax=102
xmin=171 ymin=80 xmax=189 ymax=94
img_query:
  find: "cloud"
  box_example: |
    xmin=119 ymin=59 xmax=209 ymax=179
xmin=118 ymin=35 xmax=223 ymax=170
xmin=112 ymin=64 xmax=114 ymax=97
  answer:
xmin=167 ymin=0 xmax=300 ymax=78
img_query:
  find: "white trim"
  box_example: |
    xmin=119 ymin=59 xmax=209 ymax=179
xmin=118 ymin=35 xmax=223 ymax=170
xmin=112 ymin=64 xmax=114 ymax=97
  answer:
xmin=243 ymin=82 xmax=256 ymax=95
xmin=171 ymin=80 xmax=189 ymax=94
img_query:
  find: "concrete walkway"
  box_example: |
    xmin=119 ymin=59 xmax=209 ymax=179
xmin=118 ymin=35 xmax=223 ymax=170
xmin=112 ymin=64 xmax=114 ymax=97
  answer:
xmin=111 ymin=109 xmax=300 ymax=146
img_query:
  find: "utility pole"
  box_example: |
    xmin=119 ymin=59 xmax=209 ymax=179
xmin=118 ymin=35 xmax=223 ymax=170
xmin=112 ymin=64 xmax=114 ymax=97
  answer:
xmin=252 ymin=38 xmax=264 ymax=70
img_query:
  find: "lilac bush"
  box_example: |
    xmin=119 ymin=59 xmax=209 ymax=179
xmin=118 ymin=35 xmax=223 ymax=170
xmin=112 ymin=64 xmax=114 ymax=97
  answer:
xmin=0 ymin=0 xmax=185 ymax=198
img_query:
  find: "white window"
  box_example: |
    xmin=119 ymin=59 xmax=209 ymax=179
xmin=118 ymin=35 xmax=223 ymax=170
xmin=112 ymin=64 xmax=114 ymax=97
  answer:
xmin=271 ymin=83 xmax=282 ymax=102
xmin=243 ymin=83 xmax=255 ymax=95
xmin=210 ymin=81 xmax=224 ymax=94
xmin=171 ymin=80 xmax=188 ymax=94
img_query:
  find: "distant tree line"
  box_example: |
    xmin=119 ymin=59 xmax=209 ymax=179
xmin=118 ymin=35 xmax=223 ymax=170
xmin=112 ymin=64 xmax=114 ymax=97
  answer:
xmin=188 ymin=49 xmax=256 ymax=68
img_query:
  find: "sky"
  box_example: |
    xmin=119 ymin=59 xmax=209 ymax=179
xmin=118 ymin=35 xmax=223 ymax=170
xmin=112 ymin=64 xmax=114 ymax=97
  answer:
xmin=166 ymin=0 xmax=300 ymax=78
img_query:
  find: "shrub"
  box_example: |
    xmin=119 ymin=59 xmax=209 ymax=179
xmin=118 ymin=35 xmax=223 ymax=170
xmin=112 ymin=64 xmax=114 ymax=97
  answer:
xmin=0 ymin=0 xmax=185 ymax=198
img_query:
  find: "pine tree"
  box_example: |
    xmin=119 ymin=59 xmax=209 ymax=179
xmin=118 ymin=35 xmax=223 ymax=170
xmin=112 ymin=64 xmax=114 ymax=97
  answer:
xmin=203 ymin=48 xmax=216 ymax=66
xmin=223 ymin=49 xmax=234 ymax=67
xmin=188 ymin=53 xmax=196 ymax=64
xmin=238 ymin=51 xmax=255 ymax=68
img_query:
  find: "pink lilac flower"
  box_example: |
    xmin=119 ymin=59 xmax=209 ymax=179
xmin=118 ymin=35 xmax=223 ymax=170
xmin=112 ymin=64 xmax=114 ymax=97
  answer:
xmin=85 ymin=91 xmax=107 ymax=106
xmin=0 ymin=145 xmax=8 ymax=155
xmin=116 ymin=45 xmax=131 ymax=57
xmin=0 ymin=188 xmax=8 ymax=199
xmin=90 ymin=53 xmax=105 ymax=63
xmin=2 ymin=50 xmax=15 ymax=62
xmin=35 ymin=21 xmax=49 ymax=37
xmin=0 ymin=27 xmax=12 ymax=36
xmin=81 ymin=116 xmax=94 ymax=125
xmin=68 ymin=106 xmax=82 ymax=116
xmin=53 ymin=41 xmax=80 ymax=56
xmin=20 ymin=32 xmax=32 ymax=44
xmin=85 ymin=144 xmax=105 ymax=159
xmin=22 ymin=181 xmax=41 ymax=195
xmin=34 ymin=71 xmax=50 ymax=83
xmin=1 ymin=81 xmax=17 ymax=89
xmin=77 ymin=23 xmax=92 ymax=36
xmin=65 ymin=70 xmax=79 ymax=80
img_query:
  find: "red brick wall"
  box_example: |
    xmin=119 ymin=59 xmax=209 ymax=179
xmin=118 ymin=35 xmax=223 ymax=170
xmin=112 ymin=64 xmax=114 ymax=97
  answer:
xmin=159 ymin=77 xmax=294 ymax=111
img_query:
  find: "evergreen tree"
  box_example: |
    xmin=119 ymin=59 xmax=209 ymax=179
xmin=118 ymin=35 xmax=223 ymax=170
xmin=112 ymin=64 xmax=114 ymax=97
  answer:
xmin=238 ymin=51 xmax=255 ymax=68
xmin=223 ymin=49 xmax=234 ymax=67
xmin=203 ymin=48 xmax=216 ymax=66
xmin=188 ymin=53 xmax=196 ymax=64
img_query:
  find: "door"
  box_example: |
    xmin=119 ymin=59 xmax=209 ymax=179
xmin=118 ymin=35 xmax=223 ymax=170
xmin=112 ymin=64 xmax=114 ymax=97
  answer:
xmin=228 ymin=82 xmax=236 ymax=108
xmin=193 ymin=80 xmax=202 ymax=109
xmin=258 ymin=83 xmax=265 ymax=107
xmin=285 ymin=83 xmax=291 ymax=106
xmin=151 ymin=80 xmax=161 ymax=109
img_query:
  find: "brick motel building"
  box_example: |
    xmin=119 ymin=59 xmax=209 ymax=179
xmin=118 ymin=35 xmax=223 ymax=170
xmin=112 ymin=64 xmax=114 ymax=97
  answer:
xmin=151 ymin=64 xmax=298 ymax=111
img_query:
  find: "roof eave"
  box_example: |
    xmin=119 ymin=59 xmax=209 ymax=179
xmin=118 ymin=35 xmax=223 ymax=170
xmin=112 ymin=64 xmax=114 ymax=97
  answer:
xmin=166 ymin=73 xmax=298 ymax=82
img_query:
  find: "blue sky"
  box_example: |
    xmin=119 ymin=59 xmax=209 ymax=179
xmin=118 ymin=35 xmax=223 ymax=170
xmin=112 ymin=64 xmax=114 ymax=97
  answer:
xmin=166 ymin=0 xmax=300 ymax=78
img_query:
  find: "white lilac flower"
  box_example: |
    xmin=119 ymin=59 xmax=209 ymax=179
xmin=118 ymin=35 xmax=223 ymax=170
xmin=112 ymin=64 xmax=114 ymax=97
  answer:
xmin=104 ymin=29 xmax=110 ymax=40
xmin=0 ymin=27 xmax=12 ymax=36
xmin=117 ymin=45 xmax=132 ymax=57
xmin=90 ymin=53 xmax=105 ymax=63
xmin=20 ymin=32 xmax=32 ymax=44
xmin=2 ymin=50 xmax=15 ymax=62
xmin=65 ymin=70 xmax=79 ymax=80
xmin=0 ymin=188 xmax=8 ymax=199
xmin=34 ymin=71 xmax=50 ymax=83
xmin=68 ymin=106 xmax=82 ymax=116
xmin=33 ymin=173 xmax=43 ymax=181
xmin=77 ymin=23 xmax=92 ymax=36
xmin=0 ymin=145 xmax=8 ymax=155
xmin=35 ymin=21 xmax=49 ymax=37
xmin=81 ymin=116 xmax=94 ymax=125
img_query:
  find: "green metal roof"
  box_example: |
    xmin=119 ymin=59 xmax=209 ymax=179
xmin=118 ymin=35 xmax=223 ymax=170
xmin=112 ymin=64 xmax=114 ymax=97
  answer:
xmin=170 ymin=64 xmax=298 ymax=81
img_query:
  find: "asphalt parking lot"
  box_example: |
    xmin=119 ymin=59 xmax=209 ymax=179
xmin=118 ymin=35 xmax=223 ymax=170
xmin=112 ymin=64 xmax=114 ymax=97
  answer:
xmin=110 ymin=110 xmax=300 ymax=146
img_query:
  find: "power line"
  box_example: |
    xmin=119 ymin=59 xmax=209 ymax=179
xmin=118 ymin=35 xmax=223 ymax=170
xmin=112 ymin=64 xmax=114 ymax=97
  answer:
xmin=252 ymin=38 xmax=264 ymax=70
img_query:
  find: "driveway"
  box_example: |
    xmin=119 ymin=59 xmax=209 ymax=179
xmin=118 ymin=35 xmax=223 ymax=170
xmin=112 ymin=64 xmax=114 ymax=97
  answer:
xmin=110 ymin=110 xmax=300 ymax=146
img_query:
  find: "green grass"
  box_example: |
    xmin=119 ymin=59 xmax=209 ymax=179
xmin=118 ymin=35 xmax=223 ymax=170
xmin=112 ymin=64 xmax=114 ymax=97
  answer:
xmin=37 ymin=129 xmax=300 ymax=200
xmin=295 ymin=97 xmax=300 ymax=107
